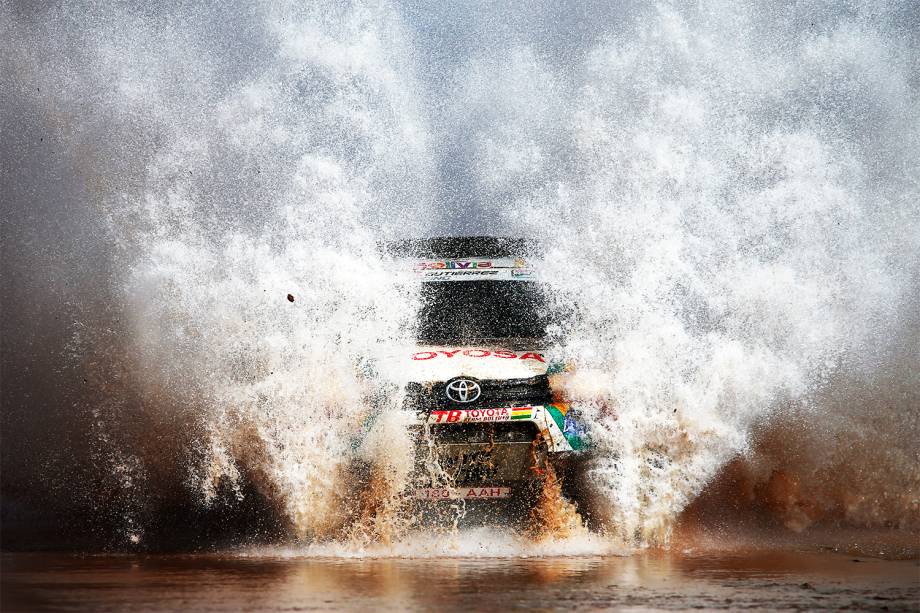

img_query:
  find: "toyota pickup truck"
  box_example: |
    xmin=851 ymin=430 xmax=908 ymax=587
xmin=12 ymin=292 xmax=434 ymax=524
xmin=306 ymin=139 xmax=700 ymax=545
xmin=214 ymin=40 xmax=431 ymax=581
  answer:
xmin=364 ymin=236 xmax=589 ymax=527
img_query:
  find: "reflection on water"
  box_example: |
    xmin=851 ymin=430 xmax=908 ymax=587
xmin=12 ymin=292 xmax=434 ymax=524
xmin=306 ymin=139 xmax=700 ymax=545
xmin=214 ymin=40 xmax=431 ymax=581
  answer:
xmin=3 ymin=551 xmax=918 ymax=612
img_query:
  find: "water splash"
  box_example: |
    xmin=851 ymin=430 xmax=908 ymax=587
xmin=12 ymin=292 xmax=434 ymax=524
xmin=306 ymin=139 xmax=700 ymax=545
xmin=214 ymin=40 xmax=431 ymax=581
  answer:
xmin=113 ymin=3 xmax=434 ymax=540
xmin=3 ymin=0 xmax=918 ymax=553
xmin=452 ymin=2 xmax=920 ymax=544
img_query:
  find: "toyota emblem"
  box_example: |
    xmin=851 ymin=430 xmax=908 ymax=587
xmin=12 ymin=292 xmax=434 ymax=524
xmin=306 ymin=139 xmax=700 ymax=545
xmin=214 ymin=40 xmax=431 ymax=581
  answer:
xmin=445 ymin=378 xmax=481 ymax=403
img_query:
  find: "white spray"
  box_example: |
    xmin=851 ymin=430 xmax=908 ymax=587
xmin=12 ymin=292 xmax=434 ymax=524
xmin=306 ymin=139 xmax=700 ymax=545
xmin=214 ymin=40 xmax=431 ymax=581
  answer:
xmin=10 ymin=0 xmax=918 ymax=550
xmin=454 ymin=3 xmax=919 ymax=544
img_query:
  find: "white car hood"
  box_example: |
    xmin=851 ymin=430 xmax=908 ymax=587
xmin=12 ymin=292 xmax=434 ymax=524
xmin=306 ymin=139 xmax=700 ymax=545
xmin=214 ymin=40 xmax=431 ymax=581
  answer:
xmin=393 ymin=346 xmax=549 ymax=383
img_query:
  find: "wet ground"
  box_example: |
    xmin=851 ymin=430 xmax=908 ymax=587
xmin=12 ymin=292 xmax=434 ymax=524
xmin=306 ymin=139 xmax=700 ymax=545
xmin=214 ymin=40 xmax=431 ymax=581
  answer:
xmin=2 ymin=550 xmax=918 ymax=612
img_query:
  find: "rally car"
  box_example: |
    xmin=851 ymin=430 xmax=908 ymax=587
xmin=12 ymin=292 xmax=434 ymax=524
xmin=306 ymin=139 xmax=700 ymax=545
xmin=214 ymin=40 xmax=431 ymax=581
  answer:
xmin=376 ymin=236 xmax=589 ymax=525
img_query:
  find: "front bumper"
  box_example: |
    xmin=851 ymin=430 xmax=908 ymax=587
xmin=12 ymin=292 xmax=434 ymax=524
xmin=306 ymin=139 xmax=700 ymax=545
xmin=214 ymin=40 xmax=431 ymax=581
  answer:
xmin=419 ymin=403 xmax=586 ymax=453
xmin=408 ymin=404 xmax=587 ymax=499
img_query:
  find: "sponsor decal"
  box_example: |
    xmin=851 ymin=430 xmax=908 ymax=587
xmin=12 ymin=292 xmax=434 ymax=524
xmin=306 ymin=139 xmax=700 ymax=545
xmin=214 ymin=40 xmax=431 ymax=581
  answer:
xmin=413 ymin=258 xmax=531 ymax=272
xmin=410 ymin=349 xmax=545 ymax=362
xmin=429 ymin=406 xmax=534 ymax=424
xmin=408 ymin=257 xmax=538 ymax=282
xmin=416 ymin=487 xmax=512 ymax=500
xmin=545 ymin=403 xmax=587 ymax=451
xmin=511 ymin=260 xmax=533 ymax=277
xmin=420 ymin=270 xmax=499 ymax=278
xmin=415 ymin=404 xmax=584 ymax=453
xmin=415 ymin=260 xmax=493 ymax=270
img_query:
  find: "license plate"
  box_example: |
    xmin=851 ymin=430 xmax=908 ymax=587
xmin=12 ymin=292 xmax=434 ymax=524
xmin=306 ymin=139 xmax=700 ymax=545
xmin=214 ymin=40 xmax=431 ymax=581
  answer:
xmin=415 ymin=486 xmax=512 ymax=500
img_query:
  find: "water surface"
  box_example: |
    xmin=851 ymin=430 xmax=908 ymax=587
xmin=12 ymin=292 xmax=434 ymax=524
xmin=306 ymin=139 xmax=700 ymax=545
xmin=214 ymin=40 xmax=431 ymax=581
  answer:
xmin=3 ymin=551 xmax=918 ymax=612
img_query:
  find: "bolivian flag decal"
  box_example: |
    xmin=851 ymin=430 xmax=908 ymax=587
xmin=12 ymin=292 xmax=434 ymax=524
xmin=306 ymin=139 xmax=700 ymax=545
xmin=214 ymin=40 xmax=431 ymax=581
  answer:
xmin=510 ymin=407 xmax=533 ymax=420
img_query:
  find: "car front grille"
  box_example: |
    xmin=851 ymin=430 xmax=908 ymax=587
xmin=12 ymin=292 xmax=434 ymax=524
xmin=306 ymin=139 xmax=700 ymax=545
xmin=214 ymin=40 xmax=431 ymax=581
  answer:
xmin=418 ymin=421 xmax=540 ymax=444
xmin=404 ymin=375 xmax=552 ymax=414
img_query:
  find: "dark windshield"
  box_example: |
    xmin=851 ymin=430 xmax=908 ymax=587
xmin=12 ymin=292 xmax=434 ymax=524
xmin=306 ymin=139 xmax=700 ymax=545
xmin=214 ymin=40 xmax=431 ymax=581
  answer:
xmin=416 ymin=280 xmax=549 ymax=346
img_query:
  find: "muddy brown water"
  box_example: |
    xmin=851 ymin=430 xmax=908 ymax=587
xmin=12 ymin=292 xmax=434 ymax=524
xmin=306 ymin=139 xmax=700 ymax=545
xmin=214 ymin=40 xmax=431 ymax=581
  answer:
xmin=2 ymin=550 xmax=918 ymax=612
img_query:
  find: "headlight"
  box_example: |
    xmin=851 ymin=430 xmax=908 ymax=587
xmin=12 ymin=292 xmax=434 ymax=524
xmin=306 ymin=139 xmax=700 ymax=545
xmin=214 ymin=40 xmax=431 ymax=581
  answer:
xmin=546 ymin=359 xmax=574 ymax=403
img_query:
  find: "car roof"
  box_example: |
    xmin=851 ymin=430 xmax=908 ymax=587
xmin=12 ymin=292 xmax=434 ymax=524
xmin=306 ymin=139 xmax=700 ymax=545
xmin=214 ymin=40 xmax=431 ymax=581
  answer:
xmin=384 ymin=236 xmax=540 ymax=259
